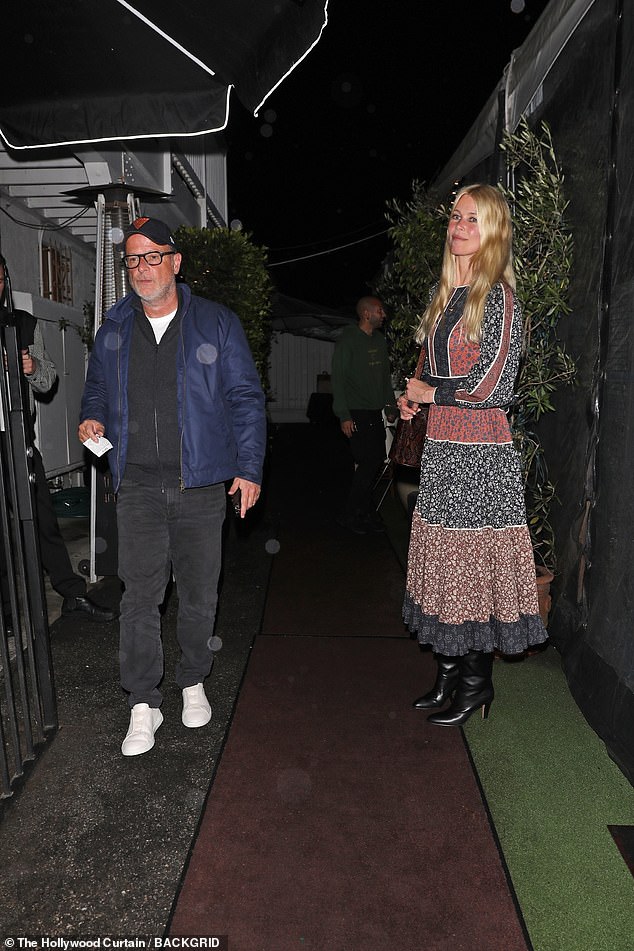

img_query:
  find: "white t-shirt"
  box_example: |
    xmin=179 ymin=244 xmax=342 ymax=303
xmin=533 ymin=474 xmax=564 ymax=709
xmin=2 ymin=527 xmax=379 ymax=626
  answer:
xmin=148 ymin=308 xmax=177 ymax=343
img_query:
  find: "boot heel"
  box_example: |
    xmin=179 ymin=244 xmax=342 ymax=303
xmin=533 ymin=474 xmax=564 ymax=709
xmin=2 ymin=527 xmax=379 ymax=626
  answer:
xmin=427 ymin=652 xmax=494 ymax=728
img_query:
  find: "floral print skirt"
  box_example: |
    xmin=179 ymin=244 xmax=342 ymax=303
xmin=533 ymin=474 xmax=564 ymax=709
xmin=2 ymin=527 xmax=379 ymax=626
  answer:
xmin=403 ymin=439 xmax=548 ymax=656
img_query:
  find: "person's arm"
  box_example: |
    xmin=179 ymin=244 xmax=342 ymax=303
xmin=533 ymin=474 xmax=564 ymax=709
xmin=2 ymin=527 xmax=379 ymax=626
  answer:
xmin=218 ymin=308 xmax=267 ymax=498
xmin=432 ymin=284 xmax=521 ymax=409
xmin=24 ymin=323 xmax=56 ymax=393
xmin=331 ymin=335 xmax=353 ymax=432
xmin=381 ymin=341 xmax=397 ymax=421
xmin=78 ymin=329 xmax=108 ymax=439
xmin=453 ymin=284 xmax=520 ymax=408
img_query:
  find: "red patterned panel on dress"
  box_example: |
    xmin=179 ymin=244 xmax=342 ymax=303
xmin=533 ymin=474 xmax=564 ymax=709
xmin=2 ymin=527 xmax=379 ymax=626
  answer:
xmin=426 ymin=404 xmax=512 ymax=444
xmin=455 ymin=298 xmax=514 ymax=404
xmin=448 ymin=325 xmax=479 ymax=376
xmin=406 ymin=515 xmax=539 ymax=625
xmin=428 ymin=320 xmax=479 ymax=377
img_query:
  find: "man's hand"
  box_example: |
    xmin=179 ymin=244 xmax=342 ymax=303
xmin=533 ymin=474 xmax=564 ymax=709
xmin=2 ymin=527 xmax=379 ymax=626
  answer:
xmin=22 ymin=349 xmax=37 ymax=376
xmin=228 ymin=477 xmax=261 ymax=518
xmin=78 ymin=419 xmax=105 ymax=444
xmin=341 ymin=419 xmax=356 ymax=438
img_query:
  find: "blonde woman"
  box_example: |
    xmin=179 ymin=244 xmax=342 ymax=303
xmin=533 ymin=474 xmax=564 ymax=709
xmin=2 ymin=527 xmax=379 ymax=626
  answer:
xmin=398 ymin=184 xmax=547 ymax=726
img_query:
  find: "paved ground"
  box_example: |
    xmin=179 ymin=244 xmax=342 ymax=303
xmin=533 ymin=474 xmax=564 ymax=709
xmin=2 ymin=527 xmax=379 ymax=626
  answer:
xmin=0 ymin=505 xmax=276 ymax=938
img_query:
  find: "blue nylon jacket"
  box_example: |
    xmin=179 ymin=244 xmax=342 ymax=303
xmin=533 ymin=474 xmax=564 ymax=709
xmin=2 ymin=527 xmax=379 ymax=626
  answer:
xmin=80 ymin=284 xmax=266 ymax=493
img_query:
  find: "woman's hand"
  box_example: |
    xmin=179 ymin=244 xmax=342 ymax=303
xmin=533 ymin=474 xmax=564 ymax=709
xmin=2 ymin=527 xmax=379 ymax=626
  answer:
xmin=406 ymin=378 xmax=436 ymax=405
xmin=396 ymin=394 xmax=418 ymax=420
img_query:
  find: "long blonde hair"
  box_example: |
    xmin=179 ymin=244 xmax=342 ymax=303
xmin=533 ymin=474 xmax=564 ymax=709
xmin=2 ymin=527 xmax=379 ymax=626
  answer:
xmin=415 ymin=184 xmax=516 ymax=344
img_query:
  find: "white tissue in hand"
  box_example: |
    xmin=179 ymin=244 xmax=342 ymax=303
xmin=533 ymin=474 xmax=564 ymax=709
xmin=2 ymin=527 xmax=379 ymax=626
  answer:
xmin=82 ymin=435 xmax=113 ymax=457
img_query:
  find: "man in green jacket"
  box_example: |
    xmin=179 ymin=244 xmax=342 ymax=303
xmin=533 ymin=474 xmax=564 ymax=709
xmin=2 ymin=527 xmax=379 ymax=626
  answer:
xmin=331 ymin=296 xmax=396 ymax=534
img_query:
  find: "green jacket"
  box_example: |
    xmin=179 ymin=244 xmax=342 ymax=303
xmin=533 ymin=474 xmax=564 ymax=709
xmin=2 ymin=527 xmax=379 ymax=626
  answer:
xmin=331 ymin=324 xmax=394 ymax=422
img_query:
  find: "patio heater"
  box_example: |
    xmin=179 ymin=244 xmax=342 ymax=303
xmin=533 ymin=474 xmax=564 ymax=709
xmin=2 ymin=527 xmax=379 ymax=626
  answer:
xmin=74 ymin=184 xmax=169 ymax=581
xmin=89 ymin=186 xmax=136 ymax=582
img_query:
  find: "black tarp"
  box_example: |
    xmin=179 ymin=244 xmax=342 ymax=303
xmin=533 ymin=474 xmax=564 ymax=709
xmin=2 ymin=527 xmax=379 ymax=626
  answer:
xmin=0 ymin=1 xmax=329 ymax=149
xmin=434 ymin=0 xmax=634 ymax=785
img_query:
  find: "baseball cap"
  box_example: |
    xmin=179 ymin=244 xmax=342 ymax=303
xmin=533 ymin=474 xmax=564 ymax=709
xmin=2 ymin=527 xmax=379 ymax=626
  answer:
xmin=123 ymin=217 xmax=178 ymax=249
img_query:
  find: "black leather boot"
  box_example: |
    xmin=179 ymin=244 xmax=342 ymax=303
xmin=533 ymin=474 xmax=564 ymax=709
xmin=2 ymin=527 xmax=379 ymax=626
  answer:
xmin=427 ymin=651 xmax=494 ymax=727
xmin=413 ymin=655 xmax=460 ymax=709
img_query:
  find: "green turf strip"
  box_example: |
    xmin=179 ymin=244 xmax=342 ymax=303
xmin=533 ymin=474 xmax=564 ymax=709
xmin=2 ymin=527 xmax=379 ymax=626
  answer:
xmin=464 ymin=647 xmax=634 ymax=951
xmin=380 ymin=487 xmax=634 ymax=947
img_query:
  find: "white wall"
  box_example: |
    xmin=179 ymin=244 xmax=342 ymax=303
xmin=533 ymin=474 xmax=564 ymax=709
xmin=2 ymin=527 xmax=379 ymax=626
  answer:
xmin=268 ymin=332 xmax=335 ymax=423
xmin=0 ymin=198 xmax=95 ymax=304
xmin=2 ymin=204 xmax=95 ymax=481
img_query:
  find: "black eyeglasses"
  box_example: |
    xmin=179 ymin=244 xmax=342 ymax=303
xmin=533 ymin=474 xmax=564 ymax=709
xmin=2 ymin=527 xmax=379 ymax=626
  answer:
xmin=122 ymin=251 xmax=176 ymax=269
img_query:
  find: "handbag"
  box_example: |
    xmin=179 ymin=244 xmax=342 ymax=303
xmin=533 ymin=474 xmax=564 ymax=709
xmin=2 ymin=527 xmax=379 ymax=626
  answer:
xmin=389 ymin=346 xmax=429 ymax=468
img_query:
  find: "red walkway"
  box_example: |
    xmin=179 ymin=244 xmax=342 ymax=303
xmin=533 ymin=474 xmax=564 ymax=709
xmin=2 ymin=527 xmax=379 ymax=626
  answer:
xmin=169 ymin=424 xmax=529 ymax=950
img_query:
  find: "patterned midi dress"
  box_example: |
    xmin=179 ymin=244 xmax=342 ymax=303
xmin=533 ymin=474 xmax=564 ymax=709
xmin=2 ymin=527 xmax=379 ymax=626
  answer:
xmin=403 ymin=282 xmax=548 ymax=656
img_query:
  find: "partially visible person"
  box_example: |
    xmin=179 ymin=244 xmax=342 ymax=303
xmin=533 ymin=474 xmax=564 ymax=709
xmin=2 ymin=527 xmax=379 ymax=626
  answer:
xmin=0 ymin=254 xmax=116 ymax=629
xmin=399 ymin=184 xmax=547 ymax=726
xmin=78 ymin=217 xmax=266 ymax=757
xmin=331 ymin=296 xmax=396 ymax=534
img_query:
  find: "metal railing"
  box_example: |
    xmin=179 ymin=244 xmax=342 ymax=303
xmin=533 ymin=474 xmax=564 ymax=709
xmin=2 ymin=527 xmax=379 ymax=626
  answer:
xmin=0 ymin=324 xmax=57 ymax=805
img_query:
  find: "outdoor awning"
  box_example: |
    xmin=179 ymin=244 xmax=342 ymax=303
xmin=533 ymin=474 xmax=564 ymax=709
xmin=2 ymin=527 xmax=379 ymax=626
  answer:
xmin=271 ymin=293 xmax=356 ymax=341
xmin=1 ymin=0 xmax=329 ymax=151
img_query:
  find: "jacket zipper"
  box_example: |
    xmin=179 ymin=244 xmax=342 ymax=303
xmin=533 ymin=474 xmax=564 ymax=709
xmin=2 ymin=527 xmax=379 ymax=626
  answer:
xmin=153 ymin=340 xmax=162 ymax=490
xmin=116 ymin=327 xmax=122 ymax=490
xmin=179 ymin=305 xmax=187 ymax=491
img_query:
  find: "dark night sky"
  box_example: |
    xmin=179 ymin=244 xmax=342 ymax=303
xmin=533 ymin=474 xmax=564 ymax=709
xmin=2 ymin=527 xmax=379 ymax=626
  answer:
xmin=224 ymin=0 xmax=551 ymax=309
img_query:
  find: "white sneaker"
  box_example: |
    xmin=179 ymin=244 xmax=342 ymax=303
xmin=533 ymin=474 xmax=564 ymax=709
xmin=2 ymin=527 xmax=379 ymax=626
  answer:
xmin=182 ymin=683 xmax=212 ymax=728
xmin=121 ymin=703 xmax=163 ymax=756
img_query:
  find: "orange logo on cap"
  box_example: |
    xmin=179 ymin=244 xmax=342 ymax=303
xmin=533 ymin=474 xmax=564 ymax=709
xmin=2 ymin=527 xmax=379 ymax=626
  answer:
xmin=132 ymin=217 xmax=150 ymax=228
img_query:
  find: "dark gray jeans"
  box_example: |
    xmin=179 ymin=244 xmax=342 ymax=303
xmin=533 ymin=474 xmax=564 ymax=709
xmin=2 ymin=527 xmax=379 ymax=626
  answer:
xmin=116 ymin=482 xmax=226 ymax=708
